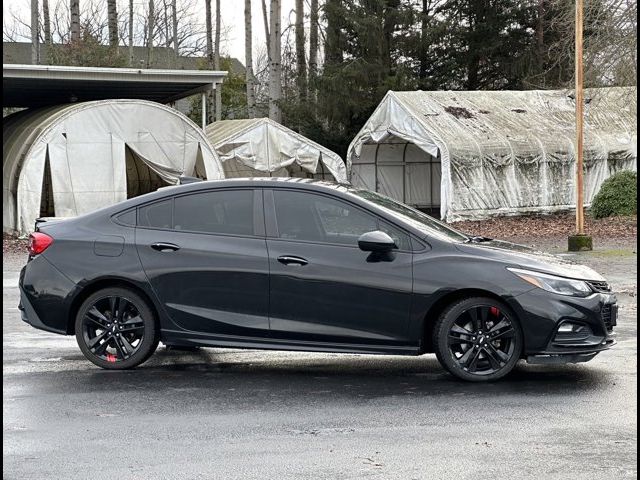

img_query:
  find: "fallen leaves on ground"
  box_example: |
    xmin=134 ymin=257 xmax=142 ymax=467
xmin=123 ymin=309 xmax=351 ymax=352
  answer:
xmin=451 ymin=213 xmax=637 ymax=243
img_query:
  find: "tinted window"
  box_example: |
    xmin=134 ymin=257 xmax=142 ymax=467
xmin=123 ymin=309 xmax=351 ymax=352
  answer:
xmin=174 ymin=190 xmax=254 ymax=236
xmin=352 ymin=189 xmax=469 ymax=242
xmin=115 ymin=209 xmax=136 ymax=226
xmin=273 ymin=190 xmax=377 ymax=246
xmin=138 ymin=199 xmax=172 ymax=229
xmin=379 ymin=220 xmax=411 ymax=251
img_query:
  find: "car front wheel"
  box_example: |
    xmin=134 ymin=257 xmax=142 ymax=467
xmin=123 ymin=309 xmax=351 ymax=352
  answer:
xmin=75 ymin=287 xmax=159 ymax=369
xmin=433 ymin=297 xmax=523 ymax=382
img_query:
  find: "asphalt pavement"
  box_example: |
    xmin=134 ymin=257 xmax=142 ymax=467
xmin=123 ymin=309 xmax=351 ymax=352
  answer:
xmin=3 ymin=245 xmax=637 ymax=480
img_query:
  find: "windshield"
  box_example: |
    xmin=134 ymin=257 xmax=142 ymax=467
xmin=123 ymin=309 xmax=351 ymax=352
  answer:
xmin=351 ymin=189 xmax=469 ymax=242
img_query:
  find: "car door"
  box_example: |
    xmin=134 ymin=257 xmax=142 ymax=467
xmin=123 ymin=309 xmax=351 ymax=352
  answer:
xmin=135 ymin=188 xmax=271 ymax=338
xmin=264 ymin=188 xmax=414 ymax=348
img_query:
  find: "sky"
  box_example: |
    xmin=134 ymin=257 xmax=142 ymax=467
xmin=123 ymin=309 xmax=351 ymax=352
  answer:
xmin=3 ymin=0 xmax=299 ymax=65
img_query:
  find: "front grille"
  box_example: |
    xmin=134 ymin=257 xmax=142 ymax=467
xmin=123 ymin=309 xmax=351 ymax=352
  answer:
xmin=588 ymin=280 xmax=611 ymax=293
xmin=601 ymin=304 xmax=616 ymax=331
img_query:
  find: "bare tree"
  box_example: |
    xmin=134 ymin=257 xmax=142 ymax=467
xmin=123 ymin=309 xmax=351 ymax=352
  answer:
xmin=204 ymin=0 xmax=213 ymax=122
xmin=31 ymin=0 xmax=40 ymax=63
xmin=128 ymin=0 xmax=134 ymax=64
xmin=147 ymin=0 xmax=155 ymax=66
xmin=245 ymin=0 xmax=257 ymax=117
xmin=107 ymin=0 xmax=117 ymax=47
xmin=262 ymin=0 xmax=270 ymax=58
xmin=43 ymin=0 xmax=52 ymax=46
xmin=268 ymin=0 xmax=282 ymax=122
xmin=308 ymin=0 xmax=318 ymax=97
xmin=172 ymin=0 xmax=178 ymax=58
xmin=295 ymin=0 xmax=306 ymax=99
xmin=214 ymin=0 xmax=221 ymax=121
xmin=70 ymin=0 xmax=80 ymax=41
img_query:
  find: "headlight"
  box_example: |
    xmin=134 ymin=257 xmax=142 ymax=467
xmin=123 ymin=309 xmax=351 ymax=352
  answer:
xmin=507 ymin=267 xmax=592 ymax=297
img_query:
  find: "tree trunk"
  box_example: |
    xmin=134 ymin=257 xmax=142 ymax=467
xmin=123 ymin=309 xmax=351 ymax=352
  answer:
xmin=164 ymin=0 xmax=170 ymax=48
xmin=31 ymin=0 xmax=39 ymax=64
xmin=129 ymin=0 xmax=134 ymax=65
xmin=245 ymin=0 xmax=256 ymax=118
xmin=43 ymin=0 xmax=52 ymax=46
xmin=70 ymin=0 xmax=80 ymax=42
xmin=295 ymin=0 xmax=306 ymax=100
xmin=268 ymin=0 xmax=282 ymax=122
xmin=214 ymin=0 xmax=221 ymax=121
xmin=205 ymin=0 xmax=213 ymax=123
xmin=147 ymin=0 xmax=155 ymax=67
xmin=262 ymin=0 xmax=270 ymax=59
xmin=172 ymin=0 xmax=178 ymax=58
xmin=382 ymin=0 xmax=399 ymax=76
xmin=108 ymin=0 xmax=118 ymax=47
xmin=308 ymin=0 xmax=318 ymax=96
xmin=536 ymin=0 xmax=544 ymax=73
xmin=419 ymin=0 xmax=429 ymax=81
xmin=324 ymin=0 xmax=342 ymax=65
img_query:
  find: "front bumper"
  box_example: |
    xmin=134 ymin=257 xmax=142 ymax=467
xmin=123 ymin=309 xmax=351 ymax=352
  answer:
xmin=513 ymin=287 xmax=617 ymax=363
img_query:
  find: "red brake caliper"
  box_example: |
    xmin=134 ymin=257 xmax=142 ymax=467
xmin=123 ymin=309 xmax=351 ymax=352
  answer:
xmin=490 ymin=306 xmax=500 ymax=317
xmin=106 ymin=353 xmax=117 ymax=363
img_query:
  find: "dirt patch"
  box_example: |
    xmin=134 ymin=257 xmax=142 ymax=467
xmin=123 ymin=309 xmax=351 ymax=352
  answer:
xmin=451 ymin=213 xmax=637 ymax=248
xmin=3 ymin=233 xmax=28 ymax=256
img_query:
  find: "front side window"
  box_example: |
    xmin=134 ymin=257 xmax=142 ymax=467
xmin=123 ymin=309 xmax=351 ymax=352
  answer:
xmin=273 ymin=190 xmax=410 ymax=248
xmin=174 ymin=190 xmax=254 ymax=236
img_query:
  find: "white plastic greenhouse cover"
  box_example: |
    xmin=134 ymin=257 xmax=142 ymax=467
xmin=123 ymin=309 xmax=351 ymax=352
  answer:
xmin=3 ymin=99 xmax=224 ymax=234
xmin=348 ymin=87 xmax=637 ymax=221
xmin=205 ymin=118 xmax=348 ymax=182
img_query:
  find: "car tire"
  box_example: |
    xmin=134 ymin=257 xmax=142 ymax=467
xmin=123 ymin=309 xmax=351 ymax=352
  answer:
xmin=433 ymin=296 xmax=523 ymax=382
xmin=75 ymin=287 xmax=159 ymax=370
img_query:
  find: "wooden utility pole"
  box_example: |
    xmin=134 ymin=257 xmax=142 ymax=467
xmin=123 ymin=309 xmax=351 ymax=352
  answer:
xmin=568 ymin=0 xmax=592 ymax=251
xmin=575 ymin=0 xmax=584 ymax=235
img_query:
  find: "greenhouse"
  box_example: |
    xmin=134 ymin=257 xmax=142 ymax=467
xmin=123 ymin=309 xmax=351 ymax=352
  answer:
xmin=3 ymin=99 xmax=223 ymax=234
xmin=347 ymin=87 xmax=637 ymax=221
xmin=205 ymin=117 xmax=348 ymax=182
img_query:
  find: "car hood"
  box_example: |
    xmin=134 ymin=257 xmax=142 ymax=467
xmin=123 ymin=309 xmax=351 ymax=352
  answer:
xmin=455 ymin=239 xmax=606 ymax=281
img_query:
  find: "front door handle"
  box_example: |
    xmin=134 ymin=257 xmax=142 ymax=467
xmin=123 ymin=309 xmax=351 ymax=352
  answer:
xmin=151 ymin=242 xmax=180 ymax=252
xmin=277 ymin=255 xmax=308 ymax=266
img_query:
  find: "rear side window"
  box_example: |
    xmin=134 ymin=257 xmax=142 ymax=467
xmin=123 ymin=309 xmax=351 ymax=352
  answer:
xmin=174 ymin=190 xmax=254 ymax=236
xmin=138 ymin=199 xmax=172 ymax=229
xmin=115 ymin=209 xmax=136 ymax=226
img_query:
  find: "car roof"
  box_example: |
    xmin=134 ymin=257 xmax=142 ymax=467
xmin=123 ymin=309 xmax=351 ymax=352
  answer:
xmin=95 ymin=178 xmax=355 ymax=214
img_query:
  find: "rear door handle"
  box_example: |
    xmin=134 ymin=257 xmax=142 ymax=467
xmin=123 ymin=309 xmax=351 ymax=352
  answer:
xmin=277 ymin=255 xmax=308 ymax=266
xmin=151 ymin=242 xmax=180 ymax=252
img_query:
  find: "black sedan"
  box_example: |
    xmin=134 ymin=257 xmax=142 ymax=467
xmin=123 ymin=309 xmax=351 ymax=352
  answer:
xmin=19 ymin=179 xmax=617 ymax=381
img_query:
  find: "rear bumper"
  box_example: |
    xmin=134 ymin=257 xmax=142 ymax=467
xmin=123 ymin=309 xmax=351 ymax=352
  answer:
xmin=18 ymin=257 xmax=77 ymax=335
xmin=19 ymin=289 xmax=66 ymax=334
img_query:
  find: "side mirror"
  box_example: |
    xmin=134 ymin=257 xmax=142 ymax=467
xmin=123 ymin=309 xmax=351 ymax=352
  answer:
xmin=358 ymin=231 xmax=397 ymax=252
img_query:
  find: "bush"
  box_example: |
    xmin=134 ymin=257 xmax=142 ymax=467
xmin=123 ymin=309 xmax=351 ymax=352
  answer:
xmin=590 ymin=170 xmax=637 ymax=219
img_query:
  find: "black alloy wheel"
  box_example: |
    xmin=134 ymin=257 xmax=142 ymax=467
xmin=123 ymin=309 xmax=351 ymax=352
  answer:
xmin=434 ymin=297 xmax=523 ymax=382
xmin=75 ymin=287 xmax=159 ymax=369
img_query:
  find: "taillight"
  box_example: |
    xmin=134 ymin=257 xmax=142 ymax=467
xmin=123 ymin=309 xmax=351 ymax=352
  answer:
xmin=28 ymin=232 xmax=54 ymax=255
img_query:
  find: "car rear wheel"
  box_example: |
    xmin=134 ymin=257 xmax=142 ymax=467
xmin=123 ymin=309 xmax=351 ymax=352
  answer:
xmin=433 ymin=297 xmax=523 ymax=382
xmin=75 ymin=287 xmax=159 ymax=369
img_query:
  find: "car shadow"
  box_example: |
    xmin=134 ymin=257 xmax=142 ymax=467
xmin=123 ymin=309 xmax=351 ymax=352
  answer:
xmin=52 ymin=347 xmax=616 ymax=400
